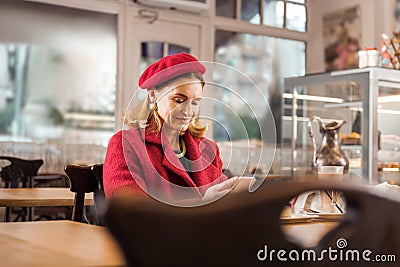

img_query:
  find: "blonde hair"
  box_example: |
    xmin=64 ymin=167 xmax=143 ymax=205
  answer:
xmin=124 ymin=73 xmax=207 ymax=139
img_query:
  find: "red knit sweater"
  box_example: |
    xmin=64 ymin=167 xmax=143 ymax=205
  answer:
xmin=103 ymin=127 xmax=227 ymax=203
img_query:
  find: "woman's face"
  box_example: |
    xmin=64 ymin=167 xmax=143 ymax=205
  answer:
xmin=149 ymin=76 xmax=203 ymax=133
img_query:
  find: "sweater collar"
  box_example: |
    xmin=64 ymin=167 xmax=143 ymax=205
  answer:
xmin=143 ymin=129 xmax=201 ymax=194
xmin=142 ymin=128 xmax=219 ymax=195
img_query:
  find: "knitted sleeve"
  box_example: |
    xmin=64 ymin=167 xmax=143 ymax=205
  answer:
xmin=103 ymin=131 xmax=148 ymax=198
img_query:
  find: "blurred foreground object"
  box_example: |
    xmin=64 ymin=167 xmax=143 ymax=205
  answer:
xmin=106 ymin=180 xmax=400 ymax=267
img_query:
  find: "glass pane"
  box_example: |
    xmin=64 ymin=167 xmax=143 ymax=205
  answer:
xmin=283 ymin=79 xmax=362 ymax=176
xmin=168 ymin=44 xmax=190 ymax=55
xmin=286 ymin=2 xmax=306 ymax=32
xmin=214 ymin=30 xmax=305 ymax=175
xmin=241 ymin=0 xmax=261 ymax=24
xmin=214 ymin=30 xmax=305 ymax=143
xmin=0 ymin=1 xmax=116 ymax=172
xmin=0 ymin=2 xmax=116 ymax=144
xmin=378 ymin=85 xmax=400 ymax=184
xmin=263 ymin=0 xmax=284 ymax=28
xmin=216 ymin=0 xmax=236 ymax=18
xmin=140 ymin=42 xmax=163 ymax=73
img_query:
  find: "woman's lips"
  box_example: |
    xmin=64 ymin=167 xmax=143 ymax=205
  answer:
xmin=175 ymin=117 xmax=191 ymax=124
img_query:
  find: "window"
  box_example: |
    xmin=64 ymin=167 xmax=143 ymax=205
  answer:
xmin=214 ymin=0 xmax=307 ymax=144
xmin=217 ymin=0 xmax=307 ymax=32
xmin=0 ymin=1 xmax=116 ymax=172
xmin=0 ymin=1 xmax=117 ymax=147
xmin=213 ymin=4 xmax=307 ymax=175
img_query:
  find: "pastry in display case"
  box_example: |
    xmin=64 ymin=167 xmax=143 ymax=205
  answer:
xmin=341 ymin=132 xmax=361 ymax=145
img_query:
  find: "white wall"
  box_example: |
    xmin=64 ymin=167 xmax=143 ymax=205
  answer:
xmin=307 ymin=0 xmax=397 ymax=73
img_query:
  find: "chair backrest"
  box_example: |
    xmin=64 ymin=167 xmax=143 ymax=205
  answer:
xmin=64 ymin=164 xmax=99 ymax=223
xmin=105 ymin=180 xmax=400 ymax=267
xmin=91 ymin=163 xmax=106 ymax=226
xmin=91 ymin=164 xmax=104 ymax=193
xmin=0 ymin=156 xmax=43 ymax=188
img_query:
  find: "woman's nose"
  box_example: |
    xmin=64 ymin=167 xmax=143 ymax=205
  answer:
xmin=182 ymin=101 xmax=193 ymax=116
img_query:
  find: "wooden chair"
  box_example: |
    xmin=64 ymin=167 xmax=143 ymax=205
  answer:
xmin=64 ymin=164 xmax=105 ymax=225
xmin=0 ymin=156 xmax=69 ymax=189
xmin=91 ymin=164 xmax=104 ymax=195
xmin=0 ymin=156 xmax=43 ymax=221
xmin=0 ymin=156 xmax=43 ymax=188
xmin=105 ymin=180 xmax=400 ymax=267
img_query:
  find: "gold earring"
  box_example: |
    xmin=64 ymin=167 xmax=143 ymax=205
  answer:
xmin=152 ymin=103 xmax=159 ymax=121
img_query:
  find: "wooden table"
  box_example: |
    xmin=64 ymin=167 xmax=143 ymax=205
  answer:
xmin=0 ymin=188 xmax=94 ymax=207
xmin=0 ymin=220 xmax=125 ymax=267
xmin=0 ymin=219 xmax=339 ymax=266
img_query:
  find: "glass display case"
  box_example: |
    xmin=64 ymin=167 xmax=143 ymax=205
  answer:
xmin=283 ymin=67 xmax=400 ymax=184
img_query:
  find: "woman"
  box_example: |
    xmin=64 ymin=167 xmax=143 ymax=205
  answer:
xmin=103 ymin=53 xmax=238 ymax=205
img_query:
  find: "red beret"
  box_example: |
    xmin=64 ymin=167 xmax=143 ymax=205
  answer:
xmin=138 ymin=52 xmax=206 ymax=89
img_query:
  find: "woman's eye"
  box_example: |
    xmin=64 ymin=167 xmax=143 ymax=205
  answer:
xmin=174 ymin=98 xmax=185 ymax=104
xmin=191 ymin=101 xmax=200 ymax=106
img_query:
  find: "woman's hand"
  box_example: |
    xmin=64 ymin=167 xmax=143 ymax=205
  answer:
xmin=202 ymin=176 xmax=239 ymax=203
